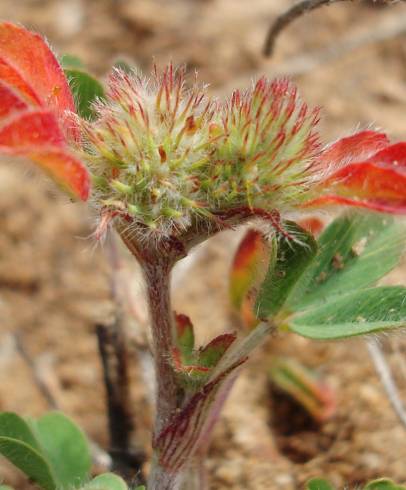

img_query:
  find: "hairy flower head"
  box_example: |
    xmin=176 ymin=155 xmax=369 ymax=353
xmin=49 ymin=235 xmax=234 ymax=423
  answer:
xmin=0 ymin=23 xmax=405 ymax=245
xmin=80 ymin=65 xmax=321 ymax=237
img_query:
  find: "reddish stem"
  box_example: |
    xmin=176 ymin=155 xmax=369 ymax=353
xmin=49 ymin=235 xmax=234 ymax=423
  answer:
xmin=119 ymin=230 xmax=185 ymax=435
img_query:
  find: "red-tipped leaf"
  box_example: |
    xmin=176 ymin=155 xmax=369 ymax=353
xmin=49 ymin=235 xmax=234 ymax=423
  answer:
xmin=0 ymin=23 xmax=75 ymax=118
xmin=0 ymin=109 xmax=89 ymax=200
xmin=0 ymin=57 xmax=42 ymax=106
xmin=0 ymin=80 xmax=28 ymax=118
xmin=229 ymin=229 xmax=271 ymax=328
xmin=317 ymin=130 xmax=389 ymax=168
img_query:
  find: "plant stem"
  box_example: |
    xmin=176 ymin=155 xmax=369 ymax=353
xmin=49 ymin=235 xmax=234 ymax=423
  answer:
xmin=142 ymin=257 xmax=181 ymax=433
xmin=148 ymin=459 xmax=183 ymax=490
xmin=119 ymin=233 xmax=185 ymax=489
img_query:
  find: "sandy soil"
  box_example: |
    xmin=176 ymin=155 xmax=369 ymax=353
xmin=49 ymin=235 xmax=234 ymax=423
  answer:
xmin=1 ymin=0 xmax=406 ymax=488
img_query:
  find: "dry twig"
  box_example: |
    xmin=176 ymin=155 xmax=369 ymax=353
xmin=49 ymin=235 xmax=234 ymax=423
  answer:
xmin=263 ymin=0 xmax=405 ymax=57
xmin=367 ymin=338 xmax=406 ymax=429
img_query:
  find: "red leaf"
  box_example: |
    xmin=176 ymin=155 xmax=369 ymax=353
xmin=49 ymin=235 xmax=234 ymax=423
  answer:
xmin=317 ymin=130 xmax=389 ymax=169
xmin=306 ymin=141 xmax=406 ymax=214
xmin=323 ymin=162 xmax=406 ymax=210
xmin=0 ymin=57 xmax=42 ymax=106
xmin=0 ymin=109 xmax=65 ymax=148
xmin=0 ymin=80 xmax=28 ymax=118
xmin=0 ymin=109 xmax=89 ymax=200
xmin=303 ymin=195 xmax=406 ymax=214
xmin=0 ymin=23 xmax=75 ymax=120
xmin=368 ymin=142 xmax=406 ymax=167
xmin=9 ymin=148 xmax=89 ymax=201
xmin=297 ymin=217 xmax=324 ymax=236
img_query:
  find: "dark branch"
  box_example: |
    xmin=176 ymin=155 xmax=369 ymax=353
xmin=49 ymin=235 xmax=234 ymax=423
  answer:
xmin=96 ymin=320 xmax=145 ymax=482
xmin=263 ymin=0 xmax=405 ymax=57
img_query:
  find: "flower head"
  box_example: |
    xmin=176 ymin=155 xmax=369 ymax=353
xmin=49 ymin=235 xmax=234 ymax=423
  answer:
xmin=80 ymin=66 xmax=322 ymax=237
xmin=0 ymin=22 xmax=405 ymax=243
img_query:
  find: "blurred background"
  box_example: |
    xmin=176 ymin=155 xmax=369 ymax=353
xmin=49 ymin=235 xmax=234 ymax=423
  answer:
xmin=0 ymin=0 xmax=406 ymax=488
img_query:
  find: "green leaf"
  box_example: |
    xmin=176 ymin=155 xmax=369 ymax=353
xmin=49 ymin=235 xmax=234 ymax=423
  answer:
xmin=306 ymin=478 xmax=336 ymax=490
xmin=0 ymin=485 xmax=15 ymax=490
xmin=288 ymin=213 xmax=405 ymax=310
xmin=364 ymin=478 xmax=406 ymax=490
xmin=198 ymin=334 xmax=235 ymax=368
xmin=65 ymin=69 xmax=105 ymax=120
xmin=269 ymin=357 xmax=335 ymax=422
xmin=289 ymin=286 xmax=406 ymax=339
xmin=81 ymin=473 xmax=129 ymax=490
xmin=0 ymin=437 xmax=56 ymax=490
xmin=60 ymin=54 xmax=85 ymax=70
xmin=255 ymin=222 xmax=318 ymax=318
xmin=175 ymin=313 xmax=195 ymax=359
xmin=0 ymin=413 xmax=40 ymax=451
xmin=134 ymin=487 xmax=146 ymax=490
xmin=30 ymin=412 xmax=91 ymax=489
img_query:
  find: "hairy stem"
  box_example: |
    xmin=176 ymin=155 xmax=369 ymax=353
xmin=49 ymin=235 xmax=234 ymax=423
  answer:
xmin=142 ymin=257 xmax=181 ymax=433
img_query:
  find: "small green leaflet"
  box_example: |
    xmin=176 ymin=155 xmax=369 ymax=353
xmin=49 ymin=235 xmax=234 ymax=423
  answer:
xmin=306 ymin=478 xmax=336 ymax=490
xmin=0 ymin=411 xmax=91 ymax=490
xmin=287 ymin=213 xmax=406 ymax=310
xmin=364 ymin=478 xmax=406 ymax=490
xmin=64 ymin=68 xmax=105 ymax=120
xmin=255 ymin=221 xmax=318 ymax=318
xmin=0 ymin=437 xmax=55 ymax=490
xmin=81 ymin=473 xmax=129 ymax=490
xmin=60 ymin=54 xmax=105 ymax=120
xmin=29 ymin=412 xmax=91 ymax=489
xmin=60 ymin=54 xmax=84 ymax=70
xmin=289 ymin=286 xmax=406 ymax=339
xmin=0 ymin=413 xmax=56 ymax=490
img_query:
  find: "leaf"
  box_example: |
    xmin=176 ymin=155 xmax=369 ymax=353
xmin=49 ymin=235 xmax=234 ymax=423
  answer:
xmin=175 ymin=313 xmax=195 ymax=358
xmin=60 ymin=54 xmax=85 ymax=70
xmin=0 ymin=437 xmax=56 ymax=490
xmin=0 ymin=485 xmax=15 ymax=490
xmin=229 ymin=229 xmax=270 ymax=328
xmin=269 ymin=357 xmax=335 ymax=422
xmin=306 ymin=478 xmax=336 ymax=490
xmin=229 ymin=229 xmax=270 ymax=310
xmin=81 ymin=473 xmax=129 ymax=490
xmin=0 ymin=23 xmax=76 ymax=119
xmin=0 ymin=413 xmax=40 ymax=451
xmin=287 ymin=213 xmax=406 ymax=310
xmin=30 ymin=411 xmax=91 ymax=489
xmin=289 ymin=286 xmax=406 ymax=339
xmin=155 ymin=359 xmax=246 ymax=473
xmin=198 ymin=334 xmax=236 ymax=368
xmin=65 ymin=69 xmax=105 ymax=120
xmin=255 ymin=222 xmax=318 ymax=318
xmin=0 ymin=109 xmax=90 ymax=200
xmin=364 ymin=478 xmax=406 ymax=490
